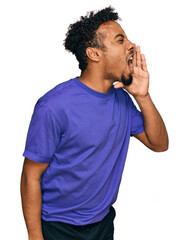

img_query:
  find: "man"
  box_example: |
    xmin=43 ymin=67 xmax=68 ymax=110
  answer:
xmin=20 ymin=6 xmax=168 ymax=240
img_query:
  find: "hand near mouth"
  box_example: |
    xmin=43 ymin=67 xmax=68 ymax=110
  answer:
xmin=114 ymin=46 xmax=150 ymax=99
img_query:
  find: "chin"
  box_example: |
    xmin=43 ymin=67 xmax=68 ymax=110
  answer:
xmin=121 ymin=74 xmax=133 ymax=86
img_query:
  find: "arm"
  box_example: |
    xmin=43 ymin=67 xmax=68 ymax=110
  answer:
xmin=20 ymin=157 xmax=49 ymax=240
xmin=114 ymin=45 xmax=168 ymax=152
xmin=134 ymin=93 xmax=168 ymax=152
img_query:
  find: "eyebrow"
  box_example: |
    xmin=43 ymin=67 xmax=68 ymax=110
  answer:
xmin=114 ymin=34 xmax=125 ymax=39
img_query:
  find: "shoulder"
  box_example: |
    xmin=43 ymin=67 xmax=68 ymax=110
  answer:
xmin=36 ymin=78 xmax=73 ymax=105
xmin=32 ymin=78 xmax=76 ymax=131
xmin=34 ymin=77 xmax=75 ymax=113
xmin=34 ymin=77 xmax=81 ymax=113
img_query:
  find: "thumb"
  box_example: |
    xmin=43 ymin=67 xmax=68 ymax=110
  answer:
xmin=114 ymin=82 xmax=124 ymax=89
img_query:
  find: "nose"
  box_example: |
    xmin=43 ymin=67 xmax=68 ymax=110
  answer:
xmin=126 ymin=39 xmax=135 ymax=52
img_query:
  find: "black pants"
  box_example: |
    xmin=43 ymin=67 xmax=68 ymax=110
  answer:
xmin=41 ymin=206 xmax=116 ymax=240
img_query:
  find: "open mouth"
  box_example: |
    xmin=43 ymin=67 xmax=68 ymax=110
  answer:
xmin=127 ymin=54 xmax=134 ymax=74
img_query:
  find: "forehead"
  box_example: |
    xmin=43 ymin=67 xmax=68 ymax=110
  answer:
xmin=96 ymin=21 xmax=126 ymax=39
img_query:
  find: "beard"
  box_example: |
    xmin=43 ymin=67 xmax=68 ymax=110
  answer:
xmin=103 ymin=67 xmax=133 ymax=86
xmin=121 ymin=74 xmax=133 ymax=86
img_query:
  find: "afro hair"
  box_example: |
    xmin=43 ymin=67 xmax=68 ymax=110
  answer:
xmin=63 ymin=6 xmax=121 ymax=71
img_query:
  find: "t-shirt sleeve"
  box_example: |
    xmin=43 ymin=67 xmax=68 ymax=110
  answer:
xmin=130 ymin=98 xmax=145 ymax=136
xmin=23 ymin=102 xmax=61 ymax=163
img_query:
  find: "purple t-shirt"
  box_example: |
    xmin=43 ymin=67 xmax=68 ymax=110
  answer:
xmin=23 ymin=76 xmax=144 ymax=225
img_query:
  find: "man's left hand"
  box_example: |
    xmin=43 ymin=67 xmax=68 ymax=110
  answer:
xmin=114 ymin=46 xmax=150 ymax=99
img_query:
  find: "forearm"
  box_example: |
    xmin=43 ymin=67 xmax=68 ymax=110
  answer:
xmin=20 ymin=172 xmax=44 ymax=240
xmin=135 ymin=93 xmax=169 ymax=150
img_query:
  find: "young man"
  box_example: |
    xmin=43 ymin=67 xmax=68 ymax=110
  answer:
xmin=20 ymin=6 xmax=168 ymax=240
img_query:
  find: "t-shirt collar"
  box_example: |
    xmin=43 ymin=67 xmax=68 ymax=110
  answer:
xmin=73 ymin=76 xmax=115 ymax=99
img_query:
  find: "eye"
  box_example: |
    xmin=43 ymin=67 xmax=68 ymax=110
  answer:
xmin=118 ymin=39 xmax=124 ymax=43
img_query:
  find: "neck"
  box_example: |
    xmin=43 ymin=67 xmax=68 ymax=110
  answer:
xmin=78 ymin=68 xmax=114 ymax=94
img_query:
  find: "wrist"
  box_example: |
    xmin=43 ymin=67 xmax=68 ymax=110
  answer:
xmin=29 ymin=232 xmax=44 ymax=240
xmin=29 ymin=237 xmax=44 ymax=240
xmin=134 ymin=92 xmax=150 ymax=102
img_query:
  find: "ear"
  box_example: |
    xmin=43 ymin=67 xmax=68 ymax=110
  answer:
xmin=86 ymin=47 xmax=101 ymax=62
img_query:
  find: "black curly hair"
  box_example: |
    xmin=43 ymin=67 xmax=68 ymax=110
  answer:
xmin=63 ymin=6 xmax=121 ymax=71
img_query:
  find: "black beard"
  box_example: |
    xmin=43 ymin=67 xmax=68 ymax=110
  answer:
xmin=121 ymin=74 xmax=133 ymax=86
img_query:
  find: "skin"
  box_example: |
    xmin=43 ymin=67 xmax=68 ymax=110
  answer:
xmin=79 ymin=21 xmax=135 ymax=93
xmin=21 ymin=158 xmax=49 ymax=240
xmin=21 ymin=19 xmax=169 ymax=240
xmin=78 ymin=20 xmax=169 ymax=151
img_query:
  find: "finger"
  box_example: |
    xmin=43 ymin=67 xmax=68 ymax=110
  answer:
xmin=136 ymin=46 xmax=141 ymax=68
xmin=114 ymin=82 xmax=124 ymax=89
xmin=132 ymin=45 xmax=137 ymax=67
xmin=141 ymin=54 xmax=148 ymax=72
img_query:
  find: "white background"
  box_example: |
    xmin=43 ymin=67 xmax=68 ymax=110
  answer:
xmin=0 ymin=0 xmax=188 ymax=239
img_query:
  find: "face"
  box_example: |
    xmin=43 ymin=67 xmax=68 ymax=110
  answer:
xmin=96 ymin=21 xmax=135 ymax=85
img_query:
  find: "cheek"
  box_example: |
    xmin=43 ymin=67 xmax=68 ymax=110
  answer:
xmin=109 ymin=55 xmax=125 ymax=68
xmin=103 ymin=48 xmax=126 ymax=72
xmin=114 ymin=56 xmax=127 ymax=72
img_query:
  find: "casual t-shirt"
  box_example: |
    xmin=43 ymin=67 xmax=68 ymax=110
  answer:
xmin=23 ymin=76 xmax=144 ymax=226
